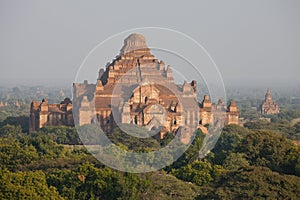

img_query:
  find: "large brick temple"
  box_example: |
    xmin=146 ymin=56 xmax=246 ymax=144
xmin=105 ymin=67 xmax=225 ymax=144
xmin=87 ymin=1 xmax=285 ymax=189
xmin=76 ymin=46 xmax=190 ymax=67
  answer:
xmin=30 ymin=33 xmax=239 ymax=135
xmin=72 ymin=33 xmax=239 ymax=137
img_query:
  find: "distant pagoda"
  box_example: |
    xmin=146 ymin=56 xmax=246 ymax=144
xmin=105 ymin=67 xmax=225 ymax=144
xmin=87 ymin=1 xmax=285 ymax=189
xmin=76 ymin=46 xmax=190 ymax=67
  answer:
xmin=260 ymin=88 xmax=280 ymax=115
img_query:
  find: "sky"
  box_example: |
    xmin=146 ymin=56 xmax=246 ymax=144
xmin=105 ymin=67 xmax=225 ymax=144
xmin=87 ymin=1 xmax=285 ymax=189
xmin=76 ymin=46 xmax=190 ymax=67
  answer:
xmin=0 ymin=0 xmax=299 ymax=88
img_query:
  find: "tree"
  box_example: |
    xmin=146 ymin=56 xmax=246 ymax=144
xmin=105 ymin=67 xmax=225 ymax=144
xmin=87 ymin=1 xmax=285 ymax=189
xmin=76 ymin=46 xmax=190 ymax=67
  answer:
xmin=171 ymin=160 xmax=225 ymax=186
xmin=0 ymin=138 xmax=39 ymax=171
xmin=222 ymin=152 xmax=249 ymax=170
xmin=196 ymin=166 xmax=300 ymax=200
xmin=211 ymin=125 xmax=251 ymax=165
xmin=0 ymin=168 xmax=63 ymax=199
xmin=168 ymin=129 xmax=206 ymax=170
xmin=0 ymin=116 xmax=29 ymax=133
xmin=0 ymin=124 xmax=22 ymax=138
xmin=294 ymin=122 xmax=300 ymax=133
xmin=38 ymin=126 xmax=81 ymax=145
xmin=237 ymin=130 xmax=294 ymax=174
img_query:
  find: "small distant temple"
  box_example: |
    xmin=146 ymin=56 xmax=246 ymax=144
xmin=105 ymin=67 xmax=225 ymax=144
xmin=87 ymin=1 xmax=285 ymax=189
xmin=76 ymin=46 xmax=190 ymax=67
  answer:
xmin=29 ymin=98 xmax=74 ymax=132
xmin=260 ymin=88 xmax=280 ymax=115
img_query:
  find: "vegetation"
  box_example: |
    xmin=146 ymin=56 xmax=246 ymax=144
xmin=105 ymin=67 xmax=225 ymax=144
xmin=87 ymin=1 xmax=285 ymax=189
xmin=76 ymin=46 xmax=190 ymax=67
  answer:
xmin=196 ymin=166 xmax=300 ymax=199
xmin=244 ymin=118 xmax=300 ymax=140
xmin=0 ymin=168 xmax=63 ymax=199
xmin=1 ymin=86 xmax=300 ymax=199
xmin=1 ymin=121 xmax=300 ymax=199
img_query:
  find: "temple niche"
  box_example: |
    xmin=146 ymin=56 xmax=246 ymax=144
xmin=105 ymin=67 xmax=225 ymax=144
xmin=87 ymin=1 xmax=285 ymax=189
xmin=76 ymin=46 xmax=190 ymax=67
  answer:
xmin=72 ymin=33 xmax=240 ymax=138
xmin=260 ymin=88 xmax=280 ymax=115
xmin=29 ymin=98 xmax=74 ymax=132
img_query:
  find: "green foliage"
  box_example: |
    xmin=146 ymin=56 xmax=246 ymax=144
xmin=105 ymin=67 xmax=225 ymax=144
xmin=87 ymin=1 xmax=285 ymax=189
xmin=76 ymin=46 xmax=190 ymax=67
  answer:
xmin=0 ymin=103 xmax=30 ymax=123
xmin=0 ymin=115 xmax=29 ymax=133
xmin=0 ymin=124 xmax=23 ymax=138
xmin=272 ymin=110 xmax=300 ymax=121
xmin=168 ymin=129 xmax=206 ymax=170
xmin=210 ymin=125 xmax=251 ymax=165
xmin=294 ymin=122 xmax=300 ymax=132
xmin=108 ymin=126 xmax=161 ymax=152
xmin=236 ymin=130 xmax=298 ymax=174
xmin=0 ymin=168 xmax=63 ymax=199
xmin=283 ymin=145 xmax=300 ymax=176
xmin=0 ymin=133 xmax=96 ymax=172
xmin=25 ymin=133 xmax=64 ymax=158
xmin=160 ymin=132 xmax=174 ymax=147
xmin=1 ymin=114 xmax=300 ymax=199
xmin=171 ymin=160 xmax=225 ymax=186
xmin=0 ymin=138 xmax=39 ymax=171
xmin=46 ymin=163 xmax=200 ymax=200
xmin=244 ymin=119 xmax=297 ymax=140
xmin=196 ymin=166 xmax=300 ymax=200
xmin=76 ymin=124 xmax=105 ymax=145
xmin=294 ymin=122 xmax=300 ymax=140
xmin=222 ymin=152 xmax=250 ymax=170
xmin=47 ymin=163 xmax=122 ymax=199
xmin=143 ymin=171 xmax=200 ymax=199
xmin=237 ymin=98 xmax=260 ymax=120
xmin=38 ymin=126 xmax=80 ymax=145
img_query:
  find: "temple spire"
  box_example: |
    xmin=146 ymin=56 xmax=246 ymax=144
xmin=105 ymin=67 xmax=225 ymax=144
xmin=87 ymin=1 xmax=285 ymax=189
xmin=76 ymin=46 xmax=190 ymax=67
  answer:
xmin=265 ymin=88 xmax=272 ymax=101
xmin=120 ymin=33 xmax=149 ymax=55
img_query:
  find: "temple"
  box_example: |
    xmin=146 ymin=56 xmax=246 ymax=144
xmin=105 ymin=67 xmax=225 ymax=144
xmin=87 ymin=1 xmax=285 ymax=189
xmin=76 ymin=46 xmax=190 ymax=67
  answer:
xmin=29 ymin=98 xmax=74 ymax=132
xmin=260 ymin=88 xmax=280 ymax=115
xmin=72 ymin=33 xmax=239 ymax=138
xmin=29 ymin=34 xmax=239 ymax=134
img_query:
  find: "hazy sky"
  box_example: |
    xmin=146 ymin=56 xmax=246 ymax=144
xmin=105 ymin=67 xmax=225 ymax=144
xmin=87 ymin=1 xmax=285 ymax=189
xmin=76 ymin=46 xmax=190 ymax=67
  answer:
xmin=0 ymin=0 xmax=299 ymax=88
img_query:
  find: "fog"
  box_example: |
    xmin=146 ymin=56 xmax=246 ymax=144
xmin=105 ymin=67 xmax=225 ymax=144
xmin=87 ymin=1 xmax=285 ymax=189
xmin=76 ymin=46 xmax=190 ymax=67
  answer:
xmin=0 ymin=0 xmax=299 ymax=88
